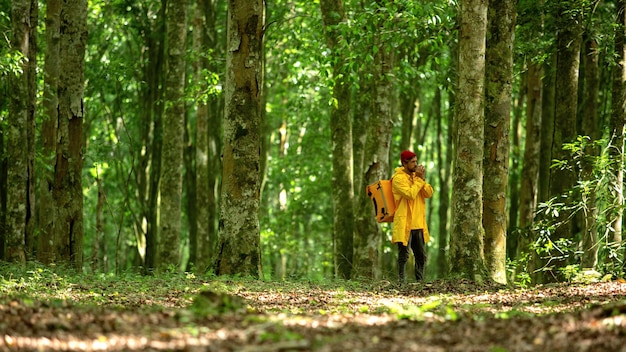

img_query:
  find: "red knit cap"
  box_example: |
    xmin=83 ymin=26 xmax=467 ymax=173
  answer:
xmin=400 ymin=150 xmax=416 ymax=164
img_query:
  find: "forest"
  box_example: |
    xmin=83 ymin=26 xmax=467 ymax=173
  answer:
xmin=2 ymin=0 xmax=626 ymax=350
xmin=1 ymin=0 xmax=625 ymax=283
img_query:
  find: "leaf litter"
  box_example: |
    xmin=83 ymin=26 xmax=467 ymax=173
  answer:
xmin=1 ymin=273 xmax=626 ymax=351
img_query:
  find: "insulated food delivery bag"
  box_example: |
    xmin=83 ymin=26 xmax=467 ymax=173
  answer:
xmin=366 ymin=179 xmax=396 ymax=223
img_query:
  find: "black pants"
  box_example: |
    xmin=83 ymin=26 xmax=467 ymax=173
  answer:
xmin=397 ymin=229 xmax=426 ymax=282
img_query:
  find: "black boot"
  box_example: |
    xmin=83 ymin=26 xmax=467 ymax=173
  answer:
xmin=398 ymin=264 xmax=406 ymax=284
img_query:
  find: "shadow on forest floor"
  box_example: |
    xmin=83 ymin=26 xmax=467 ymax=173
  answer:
xmin=1 ymin=265 xmax=625 ymax=351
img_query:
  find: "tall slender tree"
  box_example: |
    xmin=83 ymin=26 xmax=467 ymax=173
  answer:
xmin=159 ymin=0 xmax=188 ymax=270
xmin=353 ymin=1 xmax=399 ymax=280
xmin=539 ymin=0 xmax=583 ymax=283
xmin=215 ymin=0 xmax=264 ymax=278
xmin=5 ymin=0 xmax=37 ymax=263
xmin=190 ymin=0 xmax=223 ymax=273
xmin=53 ymin=0 xmax=88 ymax=268
xmin=516 ymin=0 xmax=544 ymax=263
xmin=139 ymin=0 xmax=167 ymax=272
xmin=483 ymin=0 xmax=515 ymax=285
xmin=193 ymin=0 xmax=210 ymax=272
xmin=450 ymin=0 xmax=489 ymax=281
xmin=38 ymin=0 xmax=61 ymax=264
xmin=580 ymin=32 xmax=600 ymax=270
xmin=320 ymin=0 xmax=355 ymax=280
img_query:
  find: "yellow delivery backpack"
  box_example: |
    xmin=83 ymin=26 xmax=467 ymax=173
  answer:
xmin=366 ymin=178 xmax=396 ymax=223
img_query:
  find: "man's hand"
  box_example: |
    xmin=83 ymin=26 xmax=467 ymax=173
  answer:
xmin=415 ymin=165 xmax=425 ymax=179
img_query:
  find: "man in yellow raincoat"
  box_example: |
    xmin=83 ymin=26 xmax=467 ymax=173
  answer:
xmin=391 ymin=150 xmax=434 ymax=283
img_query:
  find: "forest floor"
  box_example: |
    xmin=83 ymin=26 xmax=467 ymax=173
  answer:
xmin=1 ymin=266 xmax=626 ymax=351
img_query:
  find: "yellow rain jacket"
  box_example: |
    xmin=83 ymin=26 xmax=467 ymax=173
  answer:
xmin=391 ymin=167 xmax=434 ymax=245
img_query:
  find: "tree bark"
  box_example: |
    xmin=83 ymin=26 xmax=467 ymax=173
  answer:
xmin=580 ymin=33 xmax=600 ymax=270
xmin=320 ymin=0 xmax=355 ymax=280
xmin=450 ymin=0 xmax=488 ymax=282
xmin=38 ymin=0 xmax=61 ymax=264
xmin=6 ymin=0 xmax=37 ymax=263
xmin=353 ymin=8 xmax=398 ymax=280
xmin=483 ymin=0 xmax=515 ymax=285
xmin=140 ymin=0 xmax=166 ymax=273
xmin=25 ymin=0 xmax=37 ymax=259
xmin=436 ymin=86 xmax=452 ymax=279
xmin=54 ymin=0 xmax=87 ymax=269
xmin=215 ymin=0 xmax=264 ymax=278
xmin=158 ymin=0 xmax=189 ymax=270
xmin=207 ymin=1 xmax=224 ymax=269
xmin=193 ymin=0 xmax=210 ymax=272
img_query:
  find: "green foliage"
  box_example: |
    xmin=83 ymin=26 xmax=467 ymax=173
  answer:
xmin=507 ymin=255 xmax=532 ymax=288
xmin=526 ymin=136 xmax=626 ymax=280
xmin=189 ymin=290 xmax=246 ymax=317
xmin=0 ymin=50 xmax=26 ymax=77
xmin=381 ymin=298 xmax=458 ymax=322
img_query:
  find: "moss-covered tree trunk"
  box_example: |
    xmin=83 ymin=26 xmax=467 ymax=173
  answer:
xmin=355 ymin=41 xmax=394 ymax=280
xmin=320 ymin=0 xmax=355 ymax=280
xmin=215 ymin=0 xmax=264 ymax=278
xmin=38 ymin=0 xmax=61 ymax=264
xmin=483 ymin=0 xmax=515 ymax=284
xmin=53 ymin=0 xmax=87 ymax=269
xmin=6 ymin=0 xmax=37 ymax=263
xmin=450 ymin=0 xmax=488 ymax=282
xmin=158 ymin=0 xmax=188 ymax=270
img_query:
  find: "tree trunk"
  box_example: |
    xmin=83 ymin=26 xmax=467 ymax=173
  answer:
xmin=517 ymin=62 xmax=542 ymax=257
xmin=215 ymin=0 xmax=264 ymax=278
xmin=539 ymin=54 xmax=556 ymax=205
xmin=515 ymin=0 xmax=544 ymax=263
xmin=450 ymin=0 xmax=488 ymax=282
xmin=205 ymin=0 xmax=223 ymax=269
xmin=6 ymin=0 xmax=36 ymax=263
xmin=320 ymin=0 xmax=355 ymax=280
xmin=508 ymin=71 xmax=525 ymax=238
xmin=194 ymin=0 xmax=210 ymax=272
xmin=207 ymin=82 xmax=223 ymax=268
xmin=580 ymin=33 xmax=600 ymax=270
xmin=184 ymin=99 xmax=197 ymax=270
xmin=38 ymin=0 xmax=61 ymax=264
xmin=483 ymin=0 xmax=515 ymax=285
xmin=25 ymin=0 xmax=37 ymax=259
xmin=93 ymin=177 xmax=105 ymax=272
xmin=539 ymin=2 xmax=582 ymax=283
xmin=353 ymin=10 xmax=397 ymax=280
xmin=436 ymin=85 xmax=452 ymax=279
xmin=141 ymin=0 xmax=167 ymax=273
xmin=158 ymin=0 xmax=188 ymax=270
xmin=609 ymin=0 xmax=626 ymax=268
xmin=54 ymin=0 xmax=87 ymax=269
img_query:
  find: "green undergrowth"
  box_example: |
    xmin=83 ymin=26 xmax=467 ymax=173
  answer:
xmin=0 ymin=262 xmax=616 ymax=324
